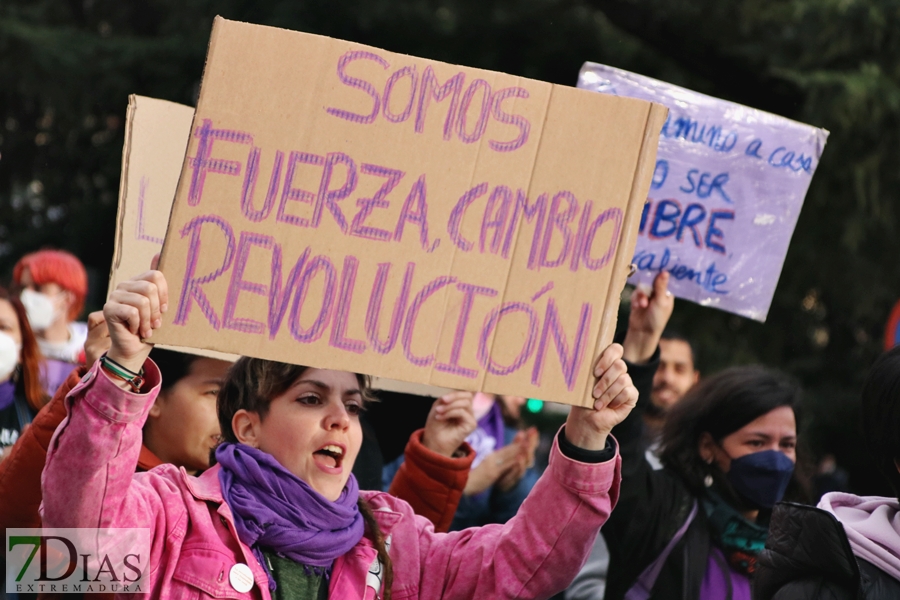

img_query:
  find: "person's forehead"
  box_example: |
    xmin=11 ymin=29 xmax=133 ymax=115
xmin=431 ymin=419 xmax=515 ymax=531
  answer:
xmin=295 ymin=368 xmax=360 ymax=391
xmin=737 ymin=405 xmax=797 ymax=436
xmin=659 ymin=339 xmax=693 ymax=364
xmin=19 ymin=267 xmax=64 ymax=292
xmin=186 ymin=357 xmax=231 ymax=380
xmin=37 ymin=281 xmax=63 ymax=294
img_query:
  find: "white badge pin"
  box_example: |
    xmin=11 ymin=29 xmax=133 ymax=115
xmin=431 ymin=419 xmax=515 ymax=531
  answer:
xmin=229 ymin=563 xmax=255 ymax=593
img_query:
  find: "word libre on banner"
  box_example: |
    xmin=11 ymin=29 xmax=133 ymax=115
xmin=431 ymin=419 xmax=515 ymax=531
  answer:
xmin=151 ymin=18 xmax=668 ymax=407
xmin=578 ymin=63 xmax=830 ymax=322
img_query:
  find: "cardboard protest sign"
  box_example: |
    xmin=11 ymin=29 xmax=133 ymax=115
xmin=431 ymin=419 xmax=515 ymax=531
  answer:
xmin=154 ymin=17 xmax=667 ymax=407
xmin=109 ymin=95 xmax=236 ymax=362
xmin=578 ymin=63 xmax=829 ymax=322
xmin=110 ymin=95 xmax=194 ymax=292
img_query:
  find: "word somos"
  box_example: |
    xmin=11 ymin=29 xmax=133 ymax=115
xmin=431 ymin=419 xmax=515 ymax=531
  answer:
xmin=325 ymin=50 xmax=532 ymax=152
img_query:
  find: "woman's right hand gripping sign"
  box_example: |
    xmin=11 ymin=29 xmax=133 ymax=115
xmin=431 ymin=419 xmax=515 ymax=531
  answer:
xmin=104 ymin=269 xmax=169 ymax=379
xmin=564 ymin=343 xmax=638 ymax=451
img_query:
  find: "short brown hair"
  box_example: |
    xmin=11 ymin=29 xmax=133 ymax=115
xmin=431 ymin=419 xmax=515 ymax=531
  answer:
xmin=217 ymin=357 xmax=374 ymax=444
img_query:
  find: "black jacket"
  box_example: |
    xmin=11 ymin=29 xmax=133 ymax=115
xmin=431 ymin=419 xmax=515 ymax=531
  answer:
xmin=601 ymin=350 xmax=715 ymax=600
xmin=754 ymin=501 xmax=900 ymax=600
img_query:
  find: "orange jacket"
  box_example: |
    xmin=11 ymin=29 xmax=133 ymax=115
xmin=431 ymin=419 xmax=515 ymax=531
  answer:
xmin=389 ymin=429 xmax=475 ymax=532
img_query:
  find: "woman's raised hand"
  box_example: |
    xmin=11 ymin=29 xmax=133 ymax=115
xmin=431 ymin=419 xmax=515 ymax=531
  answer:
xmin=422 ymin=391 xmax=477 ymax=458
xmin=564 ymin=343 xmax=638 ymax=451
xmin=103 ymin=270 xmax=168 ymax=374
xmin=623 ymin=271 xmax=673 ymax=364
xmin=83 ymin=311 xmax=110 ymax=368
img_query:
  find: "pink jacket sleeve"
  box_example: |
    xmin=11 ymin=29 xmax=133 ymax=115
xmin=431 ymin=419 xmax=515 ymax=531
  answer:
xmin=384 ymin=432 xmax=622 ymax=599
xmin=40 ymin=359 xmax=176 ymax=532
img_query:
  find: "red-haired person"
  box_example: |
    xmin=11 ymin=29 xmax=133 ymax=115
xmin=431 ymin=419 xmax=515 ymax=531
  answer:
xmin=14 ymin=249 xmax=89 ymax=390
xmin=0 ymin=287 xmax=47 ymax=461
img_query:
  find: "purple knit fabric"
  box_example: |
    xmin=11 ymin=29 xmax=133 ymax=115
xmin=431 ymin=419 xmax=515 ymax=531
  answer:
xmin=216 ymin=442 xmax=364 ymax=589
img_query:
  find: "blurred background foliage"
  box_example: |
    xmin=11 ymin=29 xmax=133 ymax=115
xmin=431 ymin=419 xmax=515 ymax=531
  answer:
xmin=1 ymin=0 xmax=897 ymax=493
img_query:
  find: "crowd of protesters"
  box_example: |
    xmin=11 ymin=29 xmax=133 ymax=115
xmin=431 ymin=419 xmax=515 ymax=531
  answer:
xmin=0 ymin=247 xmax=898 ymax=600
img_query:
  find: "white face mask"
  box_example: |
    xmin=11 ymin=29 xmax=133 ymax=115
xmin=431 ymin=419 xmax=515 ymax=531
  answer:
xmin=0 ymin=331 xmax=20 ymax=382
xmin=19 ymin=288 xmax=59 ymax=331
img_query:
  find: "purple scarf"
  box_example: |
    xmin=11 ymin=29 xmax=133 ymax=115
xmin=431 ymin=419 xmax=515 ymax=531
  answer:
xmin=0 ymin=381 xmax=15 ymax=412
xmin=216 ymin=443 xmax=364 ymax=589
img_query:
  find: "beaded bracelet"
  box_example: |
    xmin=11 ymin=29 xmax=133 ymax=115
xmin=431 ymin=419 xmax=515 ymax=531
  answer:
xmin=99 ymin=355 xmax=145 ymax=393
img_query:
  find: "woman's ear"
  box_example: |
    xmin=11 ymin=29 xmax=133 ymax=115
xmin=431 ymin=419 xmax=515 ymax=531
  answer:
xmin=232 ymin=409 xmax=261 ymax=447
xmin=148 ymin=401 xmax=162 ymax=419
xmin=698 ymin=432 xmax=716 ymax=465
xmin=148 ymin=393 xmax=165 ymax=419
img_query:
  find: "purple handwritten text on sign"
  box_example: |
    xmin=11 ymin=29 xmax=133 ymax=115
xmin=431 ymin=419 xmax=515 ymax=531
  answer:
xmin=578 ymin=63 xmax=829 ymax=321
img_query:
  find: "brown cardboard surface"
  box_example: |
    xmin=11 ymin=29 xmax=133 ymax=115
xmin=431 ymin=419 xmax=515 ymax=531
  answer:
xmin=110 ymin=95 xmax=236 ymax=362
xmin=154 ymin=17 xmax=666 ymax=407
xmin=110 ymin=95 xmax=194 ymax=292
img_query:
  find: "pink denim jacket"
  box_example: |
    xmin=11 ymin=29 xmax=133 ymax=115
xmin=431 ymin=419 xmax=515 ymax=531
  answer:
xmin=42 ymin=359 xmax=622 ymax=599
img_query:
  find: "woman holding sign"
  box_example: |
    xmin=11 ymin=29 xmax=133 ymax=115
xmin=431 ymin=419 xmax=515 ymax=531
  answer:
xmin=42 ymin=268 xmax=636 ymax=600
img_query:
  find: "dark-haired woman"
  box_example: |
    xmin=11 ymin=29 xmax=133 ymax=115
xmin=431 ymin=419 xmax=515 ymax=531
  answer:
xmin=595 ymin=281 xmax=805 ymax=600
xmin=0 ymin=287 xmax=47 ymax=461
xmin=42 ymin=269 xmax=638 ymax=599
xmin=604 ymin=371 xmax=803 ymax=600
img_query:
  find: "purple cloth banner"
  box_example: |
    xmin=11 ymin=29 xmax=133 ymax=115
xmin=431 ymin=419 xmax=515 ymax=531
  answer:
xmin=577 ymin=63 xmax=829 ymax=321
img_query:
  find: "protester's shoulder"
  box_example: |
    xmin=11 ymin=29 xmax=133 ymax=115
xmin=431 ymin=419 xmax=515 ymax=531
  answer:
xmin=134 ymin=463 xmax=180 ymax=483
xmin=360 ymin=489 xmax=433 ymax=543
xmin=646 ymin=466 xmax=695 ymax=506
xmin=605 ymin=465 xmax=697 ymax=539
xmin=858 ymin=558 xmax=900 ymax=599
xmin=132 ymin=463 xmax=195 ymax=498
xmin=361 ymin=489 xmax=416 ymax=517
xmin=766 ymin=501 xmax=853 ymax=564
xmin=755 ymin=502 xmax=858 ymax=600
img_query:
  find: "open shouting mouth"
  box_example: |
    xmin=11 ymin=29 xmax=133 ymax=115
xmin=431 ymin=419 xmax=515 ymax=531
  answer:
xmin=313 ymin=443 xmax=346 ymax=474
